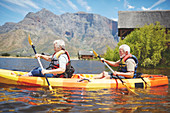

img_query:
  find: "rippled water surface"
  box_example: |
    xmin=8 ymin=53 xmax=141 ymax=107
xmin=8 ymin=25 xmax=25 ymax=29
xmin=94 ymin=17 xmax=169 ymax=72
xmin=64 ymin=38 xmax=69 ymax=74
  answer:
xmin=0 ymin=58 xmax=169 ymax=113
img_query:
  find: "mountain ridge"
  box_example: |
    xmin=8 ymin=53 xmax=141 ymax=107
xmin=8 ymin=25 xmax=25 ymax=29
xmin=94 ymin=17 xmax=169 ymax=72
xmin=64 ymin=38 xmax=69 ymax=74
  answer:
xmin=0 ymin=8 xmax=118 ymax=57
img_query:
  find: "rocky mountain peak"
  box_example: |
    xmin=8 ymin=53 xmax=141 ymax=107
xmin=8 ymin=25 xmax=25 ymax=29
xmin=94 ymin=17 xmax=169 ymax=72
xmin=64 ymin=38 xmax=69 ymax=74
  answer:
xmin=0 ymin=9 xmax=118 ymax=57
xmin=36 ymin=8 xmax=56 ymax=17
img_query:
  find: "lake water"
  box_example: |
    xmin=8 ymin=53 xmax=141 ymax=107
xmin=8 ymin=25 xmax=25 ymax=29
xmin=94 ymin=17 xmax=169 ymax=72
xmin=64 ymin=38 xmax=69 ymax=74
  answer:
xmin=0 ymin=58 xmax=169 ymax=113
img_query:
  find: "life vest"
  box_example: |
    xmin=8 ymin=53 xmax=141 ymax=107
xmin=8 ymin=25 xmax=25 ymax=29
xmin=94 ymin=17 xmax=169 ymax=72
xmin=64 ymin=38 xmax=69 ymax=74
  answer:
xmin=47 ymin=50 xmax=74 ymax=78
xmin=118 ymin=54 xmax=138 ymax=78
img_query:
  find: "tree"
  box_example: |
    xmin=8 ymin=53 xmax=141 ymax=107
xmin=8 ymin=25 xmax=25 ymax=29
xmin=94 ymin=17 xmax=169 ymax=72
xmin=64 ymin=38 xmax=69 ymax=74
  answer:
xmin=104 ymin=46 xmax=115 ymax=60
xmin=1 ymin=53 xmax=10 ymax=56
xmin=105 ymin=22 xmax=169 ymax=67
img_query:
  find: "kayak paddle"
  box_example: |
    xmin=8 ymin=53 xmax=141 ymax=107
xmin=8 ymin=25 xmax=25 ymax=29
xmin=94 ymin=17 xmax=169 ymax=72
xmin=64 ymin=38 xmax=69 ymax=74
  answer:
xmin=93 ymin=49 xmax=139 ymax=96
xmin=140 ymin=77 xmax=150 ymax=88
xmin=28 ymin=35 xmax=53 ymax=91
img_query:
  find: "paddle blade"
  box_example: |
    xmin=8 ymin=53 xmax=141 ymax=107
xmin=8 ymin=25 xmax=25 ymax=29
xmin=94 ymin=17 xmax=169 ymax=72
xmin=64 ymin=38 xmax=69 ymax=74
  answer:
xmin=28 ymin=35 xmax=33 ymax=45
xmin=93 ymin=49 xmax=98 ymax=57
xmin=124 ymin=83 xmax=139 ymax=96
xmin=49 ymin=85 xmax=53 ymax=91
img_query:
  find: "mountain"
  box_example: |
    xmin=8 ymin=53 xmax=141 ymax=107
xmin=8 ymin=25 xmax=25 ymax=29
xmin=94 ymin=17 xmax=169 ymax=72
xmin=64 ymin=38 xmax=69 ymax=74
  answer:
xmin=0 ymin=8 xmax=118 ymax=57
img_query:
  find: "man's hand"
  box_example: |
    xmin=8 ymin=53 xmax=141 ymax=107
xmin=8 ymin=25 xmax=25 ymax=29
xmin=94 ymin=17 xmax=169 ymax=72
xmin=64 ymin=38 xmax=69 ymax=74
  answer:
xmin=35 ymin=54 xmax=42 ymax=59
xmin=100 ymin=58 xmax=105 ymax=63
xmin=113 ymin=71 xmax=117 ymax=76
xmin=41 ymin=69 xmax=48 ymax=75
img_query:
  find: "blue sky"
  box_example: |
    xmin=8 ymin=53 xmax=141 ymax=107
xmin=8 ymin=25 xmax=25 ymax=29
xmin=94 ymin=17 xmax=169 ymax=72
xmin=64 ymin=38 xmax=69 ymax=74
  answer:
xmin=0 ymin=0 xmax=169 ymax=26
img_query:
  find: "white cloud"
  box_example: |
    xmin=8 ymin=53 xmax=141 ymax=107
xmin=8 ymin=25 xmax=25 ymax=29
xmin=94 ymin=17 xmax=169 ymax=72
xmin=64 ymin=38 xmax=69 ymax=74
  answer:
xmin=66 ymin=0 xmax=78 ymax=11
xmin=155 ymin=8 xmax=163 ymax=10
xmin=0 ymin=2 xmax=28 ymax=15
xmin=124 ymin=0 xmax=135 ymax=9
xmin=77 ymin=0 xmax=91 ymax=11
xmin=127 ymin=4 xmax=135 ymax=9
xmin=5 ymin=0 xmax=40 ymax=9
xmin=150 ymin=0 xmax=166 ymax=9
xmin=0 ymin=2 xmax=14 ymax=11
xmin=112 ymin=18 xmax=118 ymax=21
xmin=41 ymin=0 xmax=63 ymax=13
xmin=124 ymin=0 xmax=128 ymax=8
xmin=42 ymin=0 xmax=57 ymax=7
xmin=141 ymin=6 xmax=150 ymax=11
xmin=141 ymin=0 xmax=166 ymax=11
xmin=57 ymin=0 xmax=67 ymax=8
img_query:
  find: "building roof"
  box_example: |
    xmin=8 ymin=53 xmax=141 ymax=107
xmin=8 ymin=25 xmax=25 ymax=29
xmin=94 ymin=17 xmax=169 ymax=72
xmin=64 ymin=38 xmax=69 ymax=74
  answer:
xmin=78 ymin=50 xmax=93 ymax=56
xmin=118 ymin=10 xmax=170 ymax=29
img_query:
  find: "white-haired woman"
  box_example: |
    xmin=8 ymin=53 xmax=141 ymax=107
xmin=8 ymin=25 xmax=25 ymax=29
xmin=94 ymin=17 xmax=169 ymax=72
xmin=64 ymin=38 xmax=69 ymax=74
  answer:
xmin=19 ymin=39 xmax=74 ymax=78
xmin=94 ymin=44 xmax=138 ymax=79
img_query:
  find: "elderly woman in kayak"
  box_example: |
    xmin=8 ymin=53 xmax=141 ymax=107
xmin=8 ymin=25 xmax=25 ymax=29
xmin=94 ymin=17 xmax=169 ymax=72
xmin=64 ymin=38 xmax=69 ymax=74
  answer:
xmin=13 ymin=39 xmax=74 ymax=78
xmin=94 ymin=44 xmax=138 ymax=79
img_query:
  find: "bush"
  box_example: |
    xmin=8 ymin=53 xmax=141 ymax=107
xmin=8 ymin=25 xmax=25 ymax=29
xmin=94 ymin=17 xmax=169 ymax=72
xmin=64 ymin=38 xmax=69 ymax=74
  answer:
xmin=105 ymin=22 xmax=169 ymax=67
xmin=142 ymin=58 xmax=153 ymax=67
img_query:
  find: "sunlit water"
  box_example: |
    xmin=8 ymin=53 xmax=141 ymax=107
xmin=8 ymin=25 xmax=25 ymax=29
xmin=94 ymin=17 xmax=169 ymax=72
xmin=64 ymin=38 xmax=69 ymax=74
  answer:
xmin=0 ymin=58 xmax=169 ymax=113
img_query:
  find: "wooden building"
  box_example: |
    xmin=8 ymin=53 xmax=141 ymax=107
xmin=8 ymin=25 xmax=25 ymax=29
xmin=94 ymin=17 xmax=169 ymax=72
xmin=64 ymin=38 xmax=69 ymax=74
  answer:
xmin=78 ymin=51 xmax=94 ymax=60
xmin=118 ymin=10 xmax=170 ymax=39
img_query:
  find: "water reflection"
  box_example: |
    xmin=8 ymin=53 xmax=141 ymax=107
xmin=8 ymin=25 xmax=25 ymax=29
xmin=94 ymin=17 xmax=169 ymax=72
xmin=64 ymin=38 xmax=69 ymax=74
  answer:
xmin=0 ymin=58 xmax=169 ymax=112
xmin=0 ymin=84 xmax=169 ymax=113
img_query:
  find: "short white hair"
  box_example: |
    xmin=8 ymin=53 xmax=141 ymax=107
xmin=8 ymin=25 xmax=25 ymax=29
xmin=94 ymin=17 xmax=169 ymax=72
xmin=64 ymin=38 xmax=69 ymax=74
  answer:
xmin=119 ymin=44 xmax=130 ymax=54
xmin=53 ymin=39 xmax=65 ymax=50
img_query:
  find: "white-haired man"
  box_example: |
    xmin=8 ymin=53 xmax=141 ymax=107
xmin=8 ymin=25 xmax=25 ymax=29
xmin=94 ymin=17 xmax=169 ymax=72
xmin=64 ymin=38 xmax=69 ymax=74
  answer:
xmin=23 ymin=39 xmax=74 ymax=78
xmin=94 ymin=44 xmax=138 ymax=79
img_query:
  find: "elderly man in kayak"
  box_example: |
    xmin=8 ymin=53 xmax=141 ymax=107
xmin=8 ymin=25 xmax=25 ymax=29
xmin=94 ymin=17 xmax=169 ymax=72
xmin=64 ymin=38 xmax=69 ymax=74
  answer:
xmin=94 ymin=44 xmax=138 ymax=79
xmin=13 ymin=39 xmax=74 ymax=78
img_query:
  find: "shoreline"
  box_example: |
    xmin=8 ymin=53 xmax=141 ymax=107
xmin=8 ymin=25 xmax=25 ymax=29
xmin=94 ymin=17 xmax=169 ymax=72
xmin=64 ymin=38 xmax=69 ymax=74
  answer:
xmin=1 ymin=56 xmax=169 ymax=68
xmin=0 ymin=56 xmax=79 ymax=60
xmin=0 ymin=56 xmax=33 ymax=59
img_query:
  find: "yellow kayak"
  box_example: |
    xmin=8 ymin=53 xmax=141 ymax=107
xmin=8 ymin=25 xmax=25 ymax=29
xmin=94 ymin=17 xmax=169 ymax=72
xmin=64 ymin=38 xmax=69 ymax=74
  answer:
xmin=0 ymin=69 xmax=168 ymax=89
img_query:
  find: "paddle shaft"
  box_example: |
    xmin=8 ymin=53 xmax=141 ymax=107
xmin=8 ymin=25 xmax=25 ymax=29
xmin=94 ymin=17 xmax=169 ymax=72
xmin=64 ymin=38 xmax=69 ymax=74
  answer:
xmin=31 ymin=45 xmax=44 ymax=71
xmin=99 ymin=53 xmax=148 ymax=89
xmin=30 ymin=41 xmax=52 ymax=91
xmin=140 ymin=77 xmax=150 ymax=88
xmin=31 ymin=45 xmax=37 ymax=54
xmin=98 ymin=56 xmax=125 ymax=83
xmin=31 ymin=44 xmax=44 ymax=70
xmin=98 ymin=56 xmax=114 ymax=72
xmin=103 ymin=60 xmax=125 ymax=84
xmin=97 ymin=54 xmax=138 ymax=95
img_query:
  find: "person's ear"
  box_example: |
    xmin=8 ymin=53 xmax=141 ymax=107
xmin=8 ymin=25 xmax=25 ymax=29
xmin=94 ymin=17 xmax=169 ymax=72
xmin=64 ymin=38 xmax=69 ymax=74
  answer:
xmin=126 ymin=51 xmax=128 ymax=55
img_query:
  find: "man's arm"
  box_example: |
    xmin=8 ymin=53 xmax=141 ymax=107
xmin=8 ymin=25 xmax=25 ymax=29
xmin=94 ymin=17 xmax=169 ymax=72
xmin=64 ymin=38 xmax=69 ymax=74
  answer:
xmin=113 ymin=71 xmax=134 ymax=78
xmin=104 ymin=59 xmax=120 ymax=67
xmin=42 ymin=54 xmax=67 ymax=75
xmin=35 ymin=54 xmax=51 ymax=62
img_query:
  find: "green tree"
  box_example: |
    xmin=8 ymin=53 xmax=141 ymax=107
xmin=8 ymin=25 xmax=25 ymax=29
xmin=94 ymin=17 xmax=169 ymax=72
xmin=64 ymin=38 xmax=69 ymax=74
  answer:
xmin=105 ymin=22 xmax=169 ymax=67
xmin=104 ymin=46 xmax=114 ymax=60
xmin=1 ymin=53 xmax=10 ymax=56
